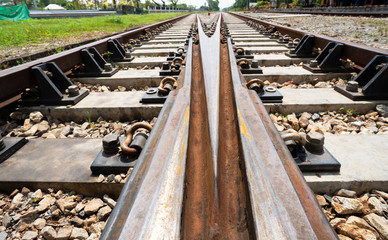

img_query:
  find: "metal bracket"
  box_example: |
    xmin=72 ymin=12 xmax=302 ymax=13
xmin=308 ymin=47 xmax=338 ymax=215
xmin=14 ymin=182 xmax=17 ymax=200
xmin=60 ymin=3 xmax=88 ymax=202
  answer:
xmin=285 ymin=35 xmax=316 ymax=58
xmin=277 ymin=37 xmax=289 ymax=44
xmin=335 ymin=55 xmax=388 ymax=100
xmin=22 ymin=62 xmax=89 ymax=106
xmin=159 ymin=62 xmax=181 ymax=76
xmin=108 ymin=39 xmax=135 ymax=62
xmin=283 ymin=134 xmax=340 ymax=172
xmin=241 ymin=67 xmax=263 ymax=74
xmin=255 ymin=86 xmax=283 ymax=103
xmin=0 ymin=136 xmax=28 ymax=164
xmin=140 ymin=87 xmax=169 ymax=104
xmin=134 ymin=40 xmax=142 ymax=47
xmin=303 ymin=42 xmax=349 ymax=73
xmin=71 ymin=47 xmax=119 ymax=77
xmin=292 ymin=145 xmax=340 ymax=172
xmin=235 ymin=49 xmax=254 ymax=59
xmin=167 ymin=52 xmax=185 ymax=61
xmin=90 ymin=137 xmax=141 ymax=174
xmin=239 ymin=59 xmax=263 ymax=74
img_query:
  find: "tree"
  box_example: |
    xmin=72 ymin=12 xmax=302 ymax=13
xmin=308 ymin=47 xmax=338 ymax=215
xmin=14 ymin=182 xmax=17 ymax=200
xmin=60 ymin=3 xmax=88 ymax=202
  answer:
xmin=145 ymin=0 xmax=157 ymax=8
xmin=207 ymin=0 xmax=219 ymax=10
xmin=151 ymin=0 xmax=160 ymax=7
xmin=231 ymin=0 xmax=247 ymax=9
xmin=169 ymin=0 xmax=178 ymax=8
xmin=73 ymin=0 xmax=80 ymax=9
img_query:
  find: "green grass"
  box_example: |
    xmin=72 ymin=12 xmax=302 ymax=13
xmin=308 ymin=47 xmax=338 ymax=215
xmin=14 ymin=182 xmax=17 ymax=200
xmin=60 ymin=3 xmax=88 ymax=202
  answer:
xmin=0 ymin=13 xmax=186 ymax=50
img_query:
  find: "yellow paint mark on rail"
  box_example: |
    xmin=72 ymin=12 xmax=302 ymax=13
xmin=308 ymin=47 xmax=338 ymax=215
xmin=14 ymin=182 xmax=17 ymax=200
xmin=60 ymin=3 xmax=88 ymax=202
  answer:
xmin=238 ymin=108 xmax=251 ymax=139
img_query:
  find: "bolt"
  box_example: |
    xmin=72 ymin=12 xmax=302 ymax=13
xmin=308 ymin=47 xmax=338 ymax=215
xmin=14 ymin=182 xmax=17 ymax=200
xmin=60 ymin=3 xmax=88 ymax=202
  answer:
xmin=245 ymin=50 xmax=251 ymax=55
xmin=310 ymin=60 xmax=318 ymax=68
xmin=162 ymin=62 xmax=170 ymax=70
xmin=102 ymin=134 xmax=120 ymax=154
xmin=168 ymin=51 xmax=175 ymax=57
xmin=287 ymin=42 xmax=294 ymax=47
xmin=67 ymin=85 xmax=80 ymax=97
xmin=251 ymin=60 xmax=259 ymax=68
xmin=125 ymin=52 xmax=132 ymax=58
xmin=289 ymin=49 xmax=296 ymax=54
xmin=104 ymin=63 xmax=113 ymax=72
xmin=305 ymin=131 xmax=325 ymax=153
xmin=136 ymin=40 xmax=141 ymax=44
xmin=346 ymin=80 xmax=359 ymax=92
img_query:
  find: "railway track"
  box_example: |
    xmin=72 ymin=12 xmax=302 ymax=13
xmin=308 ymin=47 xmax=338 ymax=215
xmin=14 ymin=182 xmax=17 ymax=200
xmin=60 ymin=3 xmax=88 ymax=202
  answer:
xmin=254 ymin=5 xmax=388 ymax=17
xmin=0 ymin=11 xmax=388 ymax=240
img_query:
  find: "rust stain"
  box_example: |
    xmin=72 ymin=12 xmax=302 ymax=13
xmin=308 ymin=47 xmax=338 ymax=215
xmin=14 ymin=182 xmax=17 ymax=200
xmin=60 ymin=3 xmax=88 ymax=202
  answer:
xmin=217 ymin=42 xmax=255 ymax=239
xmin=182 ymin=43 xmax=216 ymax=240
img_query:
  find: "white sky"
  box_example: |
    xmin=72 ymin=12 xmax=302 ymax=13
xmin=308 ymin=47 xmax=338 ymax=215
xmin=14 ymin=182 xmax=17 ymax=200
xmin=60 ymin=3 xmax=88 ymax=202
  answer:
xmin=146 ymin=0 xmax=236 ymax=9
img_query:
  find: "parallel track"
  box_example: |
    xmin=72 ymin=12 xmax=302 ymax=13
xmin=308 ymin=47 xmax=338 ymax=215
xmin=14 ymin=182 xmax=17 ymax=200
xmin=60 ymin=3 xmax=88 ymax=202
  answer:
xmin=0 ymin=14 xmax=188 ymax=107
xmin=230 ymin=12 xmax=388 ymax=69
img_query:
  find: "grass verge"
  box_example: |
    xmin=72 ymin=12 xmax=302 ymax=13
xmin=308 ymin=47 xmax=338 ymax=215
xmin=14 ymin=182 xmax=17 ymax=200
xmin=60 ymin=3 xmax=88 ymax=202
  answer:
xmin=0 ymin=13 xmax=186 ymax=51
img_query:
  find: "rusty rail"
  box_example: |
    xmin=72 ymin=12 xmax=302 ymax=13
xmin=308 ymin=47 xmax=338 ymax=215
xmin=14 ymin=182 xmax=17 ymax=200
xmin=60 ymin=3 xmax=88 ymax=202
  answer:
xmin=0 ymin=14 xmax=189 ymax=107
xmin=101 ymin=13 xmax=338 ymax=239
xmin=229 ymin=12 xmax=388 ymax=68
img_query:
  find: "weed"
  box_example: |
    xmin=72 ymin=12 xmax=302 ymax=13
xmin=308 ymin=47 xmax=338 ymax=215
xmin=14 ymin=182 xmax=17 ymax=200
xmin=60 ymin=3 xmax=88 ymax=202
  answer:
xmin=30 ymin=197 xmax=40 ymax=203
xmin=102 ymin=51 xmax=113 ymax=62
xmin=107 ymin=16 xmax=124 ymax=24
xmin=347 ymin=109 xmax=355 ymax=116
xmin=86 ymin=111 xmax=96 ymax=128
xmin=339 ymin=106 xmax=355 ymax=116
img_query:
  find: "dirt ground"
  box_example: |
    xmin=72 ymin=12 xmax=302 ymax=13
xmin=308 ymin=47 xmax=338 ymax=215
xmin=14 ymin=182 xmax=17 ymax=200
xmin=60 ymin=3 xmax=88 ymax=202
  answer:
xmin=247 ymin=13 xmax=388 ymax=50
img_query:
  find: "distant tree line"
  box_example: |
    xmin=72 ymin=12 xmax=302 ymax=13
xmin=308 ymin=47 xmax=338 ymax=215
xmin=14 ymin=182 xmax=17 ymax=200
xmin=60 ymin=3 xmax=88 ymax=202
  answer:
xmin=0 ymin=0 xmax=197 ymax=10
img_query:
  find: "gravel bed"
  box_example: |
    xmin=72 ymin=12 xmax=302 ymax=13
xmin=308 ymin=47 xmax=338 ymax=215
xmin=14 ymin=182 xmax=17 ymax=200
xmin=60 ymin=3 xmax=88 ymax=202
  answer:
xmin=74 ymin=82 xmax=149 ymax=93
xmin=264 ymin=76 xmax=350 ymax=89
xmin=0 ymin=188 xmax=117 ymax=240
xmin=251 ymin=14 xmax=388 ymax=50
xmin=118 ymin=65 xmax=160 ymax=71
xmin=317 ymin=189 xmax=388 ymax=240
xmin=72 ymin=65 xmax=160 ymax=92
xmin=1 ymin=111 xmax=156 ymax=139
xmin=270 ymin=104 xmax=388 ymax=135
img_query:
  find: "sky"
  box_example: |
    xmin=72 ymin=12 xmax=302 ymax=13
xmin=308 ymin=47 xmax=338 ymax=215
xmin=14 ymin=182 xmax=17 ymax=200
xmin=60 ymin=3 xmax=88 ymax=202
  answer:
xmin=149 ymin=0 xmax=236 ymax=9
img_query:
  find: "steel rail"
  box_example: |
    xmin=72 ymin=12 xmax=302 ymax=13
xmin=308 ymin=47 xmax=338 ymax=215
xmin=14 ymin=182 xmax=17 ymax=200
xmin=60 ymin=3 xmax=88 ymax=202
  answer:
xmin=226 ymin=35 xmax=337 ymax=239
xmin=100 ymin=29 xmax=194 ymax=240
xmin=0 ymin=14 xmax=189 ymax=107
xmin=100 ymin=12 xmax=337 ymax=239
xmin=229 ymin=12 xmax=388 ymax=68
